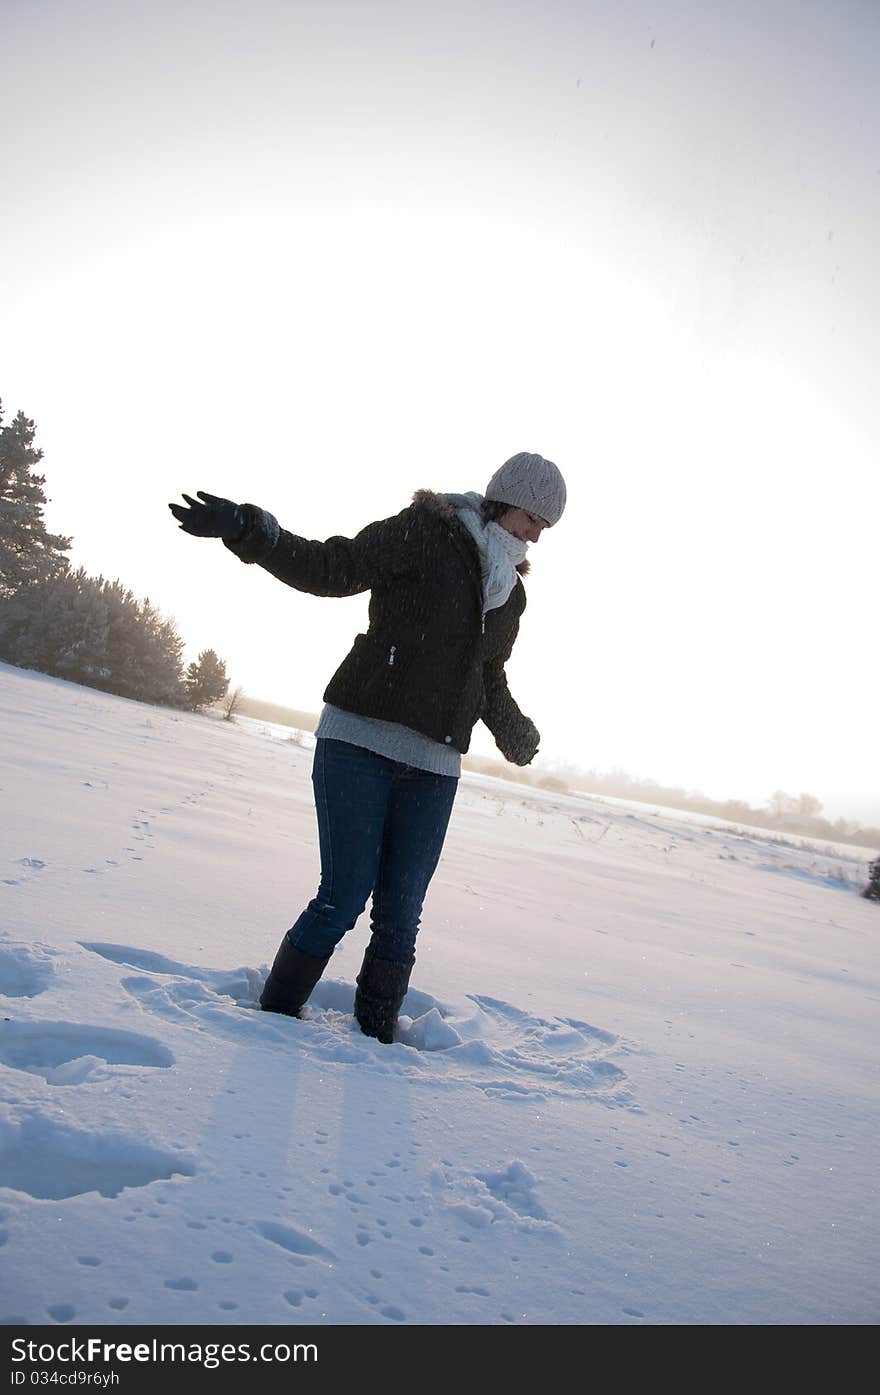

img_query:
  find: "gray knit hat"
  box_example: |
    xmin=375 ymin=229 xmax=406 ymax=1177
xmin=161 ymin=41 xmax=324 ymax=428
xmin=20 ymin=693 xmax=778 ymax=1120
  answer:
xmin=485 ymin=452 xmax=567 ymax=526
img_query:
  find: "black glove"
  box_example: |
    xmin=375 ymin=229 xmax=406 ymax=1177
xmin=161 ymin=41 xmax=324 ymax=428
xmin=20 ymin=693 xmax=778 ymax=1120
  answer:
xmin=168 ymin=491 xmax=247 ymax=541
xmin=504 ymin=717 xmax=540 ymax=766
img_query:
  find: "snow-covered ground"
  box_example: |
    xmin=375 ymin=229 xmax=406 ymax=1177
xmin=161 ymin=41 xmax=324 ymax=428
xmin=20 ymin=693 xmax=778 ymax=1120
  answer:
xmin=1 ymin=662 xmax=877 ymax=1326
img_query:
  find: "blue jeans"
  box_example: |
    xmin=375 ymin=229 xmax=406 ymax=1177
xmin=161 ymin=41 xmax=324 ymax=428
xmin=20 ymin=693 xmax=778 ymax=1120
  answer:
xmin=287 ymin=739 xmax=459 ymax=964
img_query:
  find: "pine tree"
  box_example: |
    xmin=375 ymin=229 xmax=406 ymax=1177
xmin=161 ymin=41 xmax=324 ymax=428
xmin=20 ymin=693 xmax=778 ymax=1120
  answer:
xmin=184 ymin=649 xmax=229 ymax=711
xmin=4 ymin=568 xmax=110 ymax=683
xmin=0 ymin=402 xmax=72 ymax=599
xmin=0 ymin=568 xmax=186 ymax=706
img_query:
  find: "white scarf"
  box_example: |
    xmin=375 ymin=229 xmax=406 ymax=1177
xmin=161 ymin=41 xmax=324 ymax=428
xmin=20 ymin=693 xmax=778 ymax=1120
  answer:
xmin=444 ymin=492 xmax=528 ymax=614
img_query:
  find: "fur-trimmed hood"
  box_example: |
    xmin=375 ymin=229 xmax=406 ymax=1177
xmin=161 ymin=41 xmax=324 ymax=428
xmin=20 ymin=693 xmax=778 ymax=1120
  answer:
xmin=410 ymin=488 xmax=531 ymax=576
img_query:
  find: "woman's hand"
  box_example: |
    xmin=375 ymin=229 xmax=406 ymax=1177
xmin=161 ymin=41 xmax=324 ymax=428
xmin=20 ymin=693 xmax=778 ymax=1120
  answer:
xmin=168 ymin=491 xmax=247 ymax=541
xmin=505 ymin=717 xmax=540 ymax=766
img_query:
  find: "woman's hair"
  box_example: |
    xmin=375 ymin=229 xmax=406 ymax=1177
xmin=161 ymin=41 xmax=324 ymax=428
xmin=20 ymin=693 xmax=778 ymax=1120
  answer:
xmin=480 ymin=498 xmax=510 ymax=526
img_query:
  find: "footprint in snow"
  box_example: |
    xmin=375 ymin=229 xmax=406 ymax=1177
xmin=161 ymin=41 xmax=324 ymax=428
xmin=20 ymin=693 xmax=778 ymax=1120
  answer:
xmin=0 ymin=940 xmax=56 ymax=998
xmin=389 ymin=993 xmax=630 ymax=1103
xmin=78 ymin=943 xmax=630 ymax=1105
xmin=47 ymin=1304 xmax=76 ymax=1324
xmin=254 ymin=1220 xmax=335 ymax=1262
xmin=0 ymin=1112 xmax=194 ymax=1201
xmin=0 ymin=1021 xmax=174 ymax=1084
xmin=81 ymin=942 xmax=216 ymax=978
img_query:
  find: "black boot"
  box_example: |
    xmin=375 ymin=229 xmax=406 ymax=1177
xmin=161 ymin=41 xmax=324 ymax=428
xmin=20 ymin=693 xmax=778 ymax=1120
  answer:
xmin=260 ymin=936 xmax=331 ymax=1017
xmin=354 ymin=948 xmax=414 ymax=1044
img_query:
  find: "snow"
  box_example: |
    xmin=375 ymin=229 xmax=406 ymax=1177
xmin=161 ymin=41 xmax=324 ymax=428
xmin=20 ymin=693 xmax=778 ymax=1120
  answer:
xmin=0 ymin=661 xmax=877 ymax=1326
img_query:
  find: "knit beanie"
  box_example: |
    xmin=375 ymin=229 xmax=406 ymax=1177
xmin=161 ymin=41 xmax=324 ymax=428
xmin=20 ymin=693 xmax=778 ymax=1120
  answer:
xmin=485 ymin=452 xmax=567 ymax=526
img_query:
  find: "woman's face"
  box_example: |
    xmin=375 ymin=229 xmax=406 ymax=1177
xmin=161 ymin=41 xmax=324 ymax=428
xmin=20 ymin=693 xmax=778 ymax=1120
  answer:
xmin=496 ymin=507 xmax=548 ymax=544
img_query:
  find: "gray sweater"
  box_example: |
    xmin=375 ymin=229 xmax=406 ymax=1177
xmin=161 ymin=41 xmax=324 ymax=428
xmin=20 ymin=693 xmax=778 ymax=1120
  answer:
xmin=315 ymin=704 xmax=462 ymax=777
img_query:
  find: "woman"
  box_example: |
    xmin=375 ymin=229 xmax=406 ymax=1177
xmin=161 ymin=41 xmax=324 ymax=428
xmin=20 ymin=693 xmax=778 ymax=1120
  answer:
xmin=169 ymin=451 xmax=566 ymax=1042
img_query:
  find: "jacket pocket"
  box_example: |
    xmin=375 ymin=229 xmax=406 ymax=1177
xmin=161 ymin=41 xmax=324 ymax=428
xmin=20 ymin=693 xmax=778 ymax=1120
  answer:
xmin=352 ymin=632 xmax=415 ymax=691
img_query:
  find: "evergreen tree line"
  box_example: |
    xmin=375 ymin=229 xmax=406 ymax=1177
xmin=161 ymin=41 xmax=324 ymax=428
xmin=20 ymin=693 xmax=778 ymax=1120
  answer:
xmin=0 ymin=400 xmax=229 ymax=712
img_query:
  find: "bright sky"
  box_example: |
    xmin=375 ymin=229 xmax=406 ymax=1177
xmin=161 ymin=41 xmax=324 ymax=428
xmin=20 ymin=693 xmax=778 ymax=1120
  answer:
xmin=2 ymin=0 xmax=878 ymax=823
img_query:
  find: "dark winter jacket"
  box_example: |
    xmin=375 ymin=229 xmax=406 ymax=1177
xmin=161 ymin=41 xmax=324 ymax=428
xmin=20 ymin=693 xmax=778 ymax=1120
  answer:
xmin=225 ymin=490 xmax=540 ymax=764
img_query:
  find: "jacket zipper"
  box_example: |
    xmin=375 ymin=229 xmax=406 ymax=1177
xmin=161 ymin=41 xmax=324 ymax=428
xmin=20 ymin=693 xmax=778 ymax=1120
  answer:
xmin=387 ymin=645 xmax=396 ymax=666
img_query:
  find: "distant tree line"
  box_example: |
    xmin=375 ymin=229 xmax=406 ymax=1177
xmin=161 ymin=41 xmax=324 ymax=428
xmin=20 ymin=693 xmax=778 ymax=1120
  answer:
xmin=461 ymin=757 xmax=878 ymax=849
xmin=0 ymin=399 xmax=229 ymax=712
xmin=560 ymin=767 xmax=880 ymax=854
